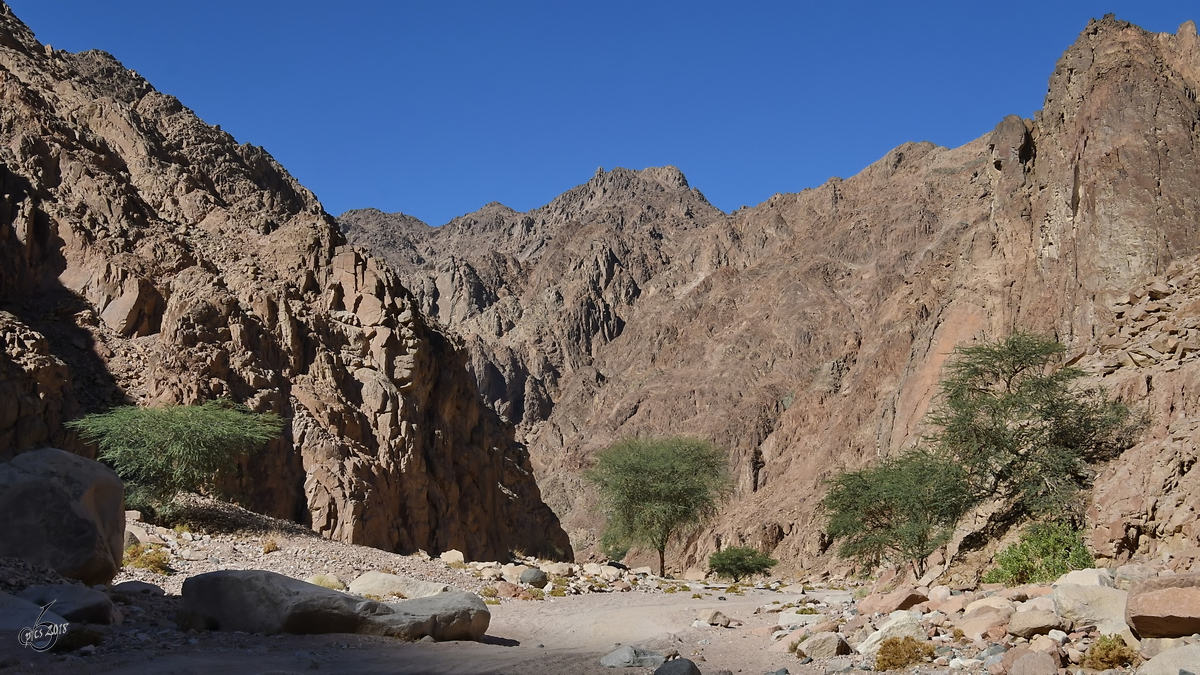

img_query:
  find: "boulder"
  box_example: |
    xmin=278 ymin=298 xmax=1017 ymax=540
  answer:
xmin=1136 ymin=644 xmax=1200 ymax=675
xmin=502 ymin=563 xmax=530 ymax=584
xmin=182 ymin=569 xmax=489 ymax=640
xmin=349 ymin=571 xmax=454 ymax=599
xmin=775 ymin=609 xmax=826 ymax=628
xmin=0 ymin=591 xmax=68 ymax=631
xmin=857 ymin=587 xmax=928 ymax=615
xmin=856 ymin=611 xmax=927 ymax=657
xmin=376 ymin=591 xmax=490 ymax=641
xmin=183 ymin=570 xmax=391 ymax=634
xmin=1126 ymin=572 xmax=1200 ymax=638
xmin=110 ymin=580 xmax=164 ymax=598
xmin=1006 ymin=609 xmax=1063 ymax=638
xmin=1114 ymin=564 xmax=1158 ymax=590
xmin=520 ymin=568 xmax=549 ymax=588
xmin=600 ymin=645 xmax=665 ymax=668
xmin=439 ymin=549 xmax=465 ymax=564
xmin=306 ymin=573 xmax=347 ymax=591
xmin=653 ymin=659 xmax=701 ymax=675
xmin=1009 ymin=650 xmax=1058 ymax=675
xmin=0 ymin=448 xmax=125 ymax=584
xmin=541 ymin=562 xmax=574 ymax=577
xmin=494 ymin=581 xmax=522 ymax=598
xmin=964 ymin=596 xmax=1015 ymax=614
xmin=705 ymin=610 xmax=731 ymax=627
xmin=1051 ymin=584 xmax=1128 ymax=631
xmin=802 ymin=631 xmax=852 ymax=658
xmin=1054 ymin=568 xmax=1114 ymax=587
xmin=957 ymin=607 xmax=1012 ymax=642
xmin=17 ymin=584 xmax=119 ymax=624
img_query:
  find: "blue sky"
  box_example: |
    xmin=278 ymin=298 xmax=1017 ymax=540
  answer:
xmin=9 ymin=1 xmax=1198 ymax=226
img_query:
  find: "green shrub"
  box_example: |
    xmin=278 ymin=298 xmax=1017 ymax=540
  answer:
xmin=124 ymin=544 xmax=171 ymax=575
xmin=708 ymin=546 xmax=778 ymax=582
xmin=527 ymin=588 xmax=545 ymax=600
xmin=1081 ymin=634 xmax=1138 ymax=668
xmin=981 ymin=521 xmax=1094 ymax=585
xmin=823 ymin=448 xmax=972 ymax=576
xmin=480 ymin=587 xmax=499 ymax=598
xmin=875 ymin=636 xmax=935 ymax=670
xmin=67 ymin=400 xmax=283 ymax=516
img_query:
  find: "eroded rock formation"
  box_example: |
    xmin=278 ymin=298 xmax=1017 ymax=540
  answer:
xmin=343 ymin=16 xmax=1200 ymax=570
xmin=0 ymin=3 xmax=569 ymax=561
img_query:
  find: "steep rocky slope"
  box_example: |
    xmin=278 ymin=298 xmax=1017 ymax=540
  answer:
xmin=0 ymin=3 xmax=569 ymax=561
xmin=343 ymin=16 xmax=1200 ymax=571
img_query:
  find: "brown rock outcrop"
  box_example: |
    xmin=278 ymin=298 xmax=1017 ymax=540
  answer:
xmin=0 ymin=4 xmax=568 ymax=561
xmin=1126 ymin=573 xmax=1200 ymax=638
xmin=344 ymin=16 xmax=1200 ymax=570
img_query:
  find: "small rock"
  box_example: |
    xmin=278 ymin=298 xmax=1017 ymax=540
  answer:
xmin=599 ymin=645 xmax=665 ymax=668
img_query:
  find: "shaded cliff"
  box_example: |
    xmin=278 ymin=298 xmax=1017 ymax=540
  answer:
xmin=0 ymin=3 xmax=570 ymax=561
xmin=343 ymin=16 xmax=1200 ymax=571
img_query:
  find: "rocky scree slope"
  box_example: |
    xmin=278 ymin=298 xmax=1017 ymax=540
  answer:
xmin=342 ymin=16 xmax=1200 ymax=572
xmin=0 ymin=3 xmax=569 ymax=561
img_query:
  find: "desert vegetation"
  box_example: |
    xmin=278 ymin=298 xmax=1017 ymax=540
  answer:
xmin=67 ymin=400 xmax=283 ymax=517
xmin=585 ymin=437 xmax=732 ymax=576
xmin=823 ymin=332 xmax=1137 ymax=573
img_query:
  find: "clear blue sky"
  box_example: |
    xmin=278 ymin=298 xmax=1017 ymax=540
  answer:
xmin=9 ymin=1 xmax=1198 ymax=226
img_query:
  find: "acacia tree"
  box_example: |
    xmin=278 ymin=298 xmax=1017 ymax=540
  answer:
xmin=585 ymin=437 xmax=732 ymax=577
xmin=822 ymin=448 xmax=973 ymax=577
xmin=67 ymin=399 xmax=283 ymax=516
xmin=824 ymin=332 xmax=1138 ymax=574
xmin=928 ymin=332 xmax=1136 ymax=520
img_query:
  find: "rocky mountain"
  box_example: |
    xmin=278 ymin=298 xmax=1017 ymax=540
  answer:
xmin=0 ymin=3 xmax=569 ymax=562
xmin=342 ymin=16 xmax=1200 ymax=572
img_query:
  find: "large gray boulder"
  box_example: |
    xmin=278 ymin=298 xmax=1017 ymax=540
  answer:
xmin=17 ymin=584 xmax=119 ymax=624
xmin=376 ymin=592 xmax=490 ymax=641
xmin=348 ymin=571 xmax=455 ymax=599
xmin=182 ymin=570 xmax=389 ymax=635
xmin=181 ymin=570 xmax=490 ymax=641
xmin=0 ymin=591 xmax=67 ymax=631
xmin=0 ymin=448 xmax=124 ymax=584
xmin=1137 ymin=643 xmax=1200 ymax=674
xmin=1051 ymin=583 xmax=1128 ymax=631
xmin=600 ymin=645 xmax=666 ymax=668
xmin=856 ymin=611 xmax=927 ymax=657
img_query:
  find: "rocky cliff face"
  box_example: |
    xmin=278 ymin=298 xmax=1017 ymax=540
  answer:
xmin=343 ymin=16 xmax=1200 ymax=571
xmin=0 ymin=4 xmax=569 ymax=562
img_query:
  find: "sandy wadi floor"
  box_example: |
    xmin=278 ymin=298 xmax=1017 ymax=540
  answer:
xmin=1 ymin=588 xmax=816 ymax=675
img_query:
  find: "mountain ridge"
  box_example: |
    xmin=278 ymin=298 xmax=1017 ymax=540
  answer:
xmin=342 ymin=15 xmax=1200 ymax=575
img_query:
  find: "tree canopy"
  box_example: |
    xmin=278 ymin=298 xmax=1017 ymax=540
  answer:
xmin=67 ymin=400 xmax=283 ymax=516
xmin=585 ymin=437 xmax=732 ymax=576
xmin=823 ymin=332 xmax=1138 ymax=574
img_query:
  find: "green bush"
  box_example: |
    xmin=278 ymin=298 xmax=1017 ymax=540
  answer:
xmin=823 ymin=448 xmax=973 ymax=576
xmin=585 ymin=437 xmax=732 ymax=576
xmin=982 ymin=521 xmax=1094 ymax=585
xmin=67 ymin=400 xmax=282 ymax=515
xmin=708 ymin=546 xmax=777 ymax=582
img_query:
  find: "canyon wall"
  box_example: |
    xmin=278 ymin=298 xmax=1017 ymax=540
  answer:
xmin=0 ymin=3 xmax=569 ymax=562
xmin=344 ymin=16 xmax=1200 ymax=571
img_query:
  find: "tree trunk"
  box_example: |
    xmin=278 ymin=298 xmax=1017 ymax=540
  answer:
xmin=658 ymin=547 xmax=666 ymax=577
